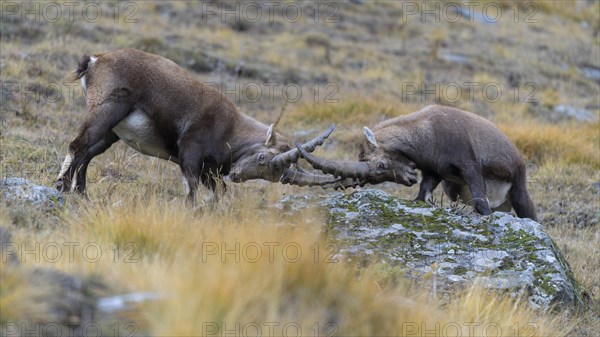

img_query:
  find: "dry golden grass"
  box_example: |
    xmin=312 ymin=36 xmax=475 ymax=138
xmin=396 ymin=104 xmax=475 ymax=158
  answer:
xmin=1 ymin=1 xmax=599 ymax=335
xmin=546 ymin=223 xmax=600 ymax=336
xmin=2 ymin=194 xmax=571 ymax=336
xmin=499 ymin=121 xmax=600 ymax=168
xmin=535 ymin=0 xmax=600 ymax=23
xmin=285 ymin=95 xmax=418 ymax=127
xmin=548 ymin=225 xmax=600 ymax=302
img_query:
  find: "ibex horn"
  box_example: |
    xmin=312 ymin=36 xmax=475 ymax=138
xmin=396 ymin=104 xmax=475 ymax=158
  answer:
xmin=294 ymin=141 xmax=371 ymax=179
xmin=270 ymin=124 xmax=335 ymax=168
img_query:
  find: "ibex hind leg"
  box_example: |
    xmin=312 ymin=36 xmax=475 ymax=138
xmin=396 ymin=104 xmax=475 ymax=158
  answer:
xmin=57 ymin=102 xmax=130 ymax=193
xmin=71 ymin=131 xmax=120 ymax=194
xmin=509 ymin=169 xmax=537 ymax=221
xmin=461 ymin=167 xmax=492 ymax=215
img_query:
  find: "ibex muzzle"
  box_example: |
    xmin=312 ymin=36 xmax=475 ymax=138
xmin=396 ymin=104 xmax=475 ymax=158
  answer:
xmin=56 ymin=48 xmax=338 ymax=201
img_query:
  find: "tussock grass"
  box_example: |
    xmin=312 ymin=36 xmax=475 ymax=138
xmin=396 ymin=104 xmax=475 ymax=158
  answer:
xmin=285 ymin=96 xmax=418 ymax=127
xmin=535 ymin=1 xmax=600 ymax=23
xmin=547 ymin=224 xmax=600 ymax=302
xmin=499 ymin=121 xmax=600 ymax=168
xmin=4 ymin=195 xmax=568 ymax=336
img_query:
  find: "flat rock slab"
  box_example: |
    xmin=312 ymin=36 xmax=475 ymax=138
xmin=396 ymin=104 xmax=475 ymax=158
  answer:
xmin=278 ymin=189 xmax=586 ymax=310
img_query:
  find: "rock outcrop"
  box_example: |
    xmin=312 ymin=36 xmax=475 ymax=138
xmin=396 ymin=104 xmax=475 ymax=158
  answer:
xmin=278 ymin=189 xmax=586 ymax=310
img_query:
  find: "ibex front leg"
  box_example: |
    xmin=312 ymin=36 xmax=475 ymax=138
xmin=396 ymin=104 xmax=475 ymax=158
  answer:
xmin=178 ymin=134 xmax=226 ymax=203
xmin=57 ymin=102 xmax=129 ymax=194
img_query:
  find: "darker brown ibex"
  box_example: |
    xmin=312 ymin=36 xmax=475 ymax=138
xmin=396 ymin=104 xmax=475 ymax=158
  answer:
xmin=57 ymin=48 xmax=339 ymax=201
xmin=296 ymin=105 xmax=537 ymax=220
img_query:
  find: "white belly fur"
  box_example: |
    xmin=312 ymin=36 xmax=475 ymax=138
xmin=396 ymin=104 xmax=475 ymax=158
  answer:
xmin=485 ymin=180 xmax=512 ymax=208
xmin=455 ymin=180 xmax=511 ymax=209
xmin=112 ymin=110 xmax=173 ymax=160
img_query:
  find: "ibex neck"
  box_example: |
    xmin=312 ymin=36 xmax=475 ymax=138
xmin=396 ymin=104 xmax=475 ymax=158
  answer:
xmin=226 ymin=114 xmax=273 ymax=162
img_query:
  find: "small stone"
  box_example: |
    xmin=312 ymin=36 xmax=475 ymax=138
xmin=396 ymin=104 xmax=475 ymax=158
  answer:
xmin=0 ymin=177 xmax=64 ymax=210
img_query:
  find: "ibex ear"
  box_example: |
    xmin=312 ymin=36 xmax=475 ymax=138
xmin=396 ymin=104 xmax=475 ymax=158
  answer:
xmin=363 ymin=127 xmax=379 ymax=147
xmin=265 ymin=124 xmax=277 ymax=146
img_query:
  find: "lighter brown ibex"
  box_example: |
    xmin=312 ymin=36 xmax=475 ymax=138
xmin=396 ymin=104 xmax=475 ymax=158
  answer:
xmin=296 ymin=105 xmax=537 ymax=220
xmin=56 ymin=48 xmax=339 ymax=201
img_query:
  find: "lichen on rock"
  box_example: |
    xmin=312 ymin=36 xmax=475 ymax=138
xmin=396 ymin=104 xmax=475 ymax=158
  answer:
xmin=279 ymin=189 xmax=586 ymax=310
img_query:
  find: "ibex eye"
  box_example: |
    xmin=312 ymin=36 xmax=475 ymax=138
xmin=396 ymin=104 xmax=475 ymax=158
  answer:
xmin=377 ymin=162 xmax=385 ymax=170
xmin=258 ymin=153 xmax=265 ymax=162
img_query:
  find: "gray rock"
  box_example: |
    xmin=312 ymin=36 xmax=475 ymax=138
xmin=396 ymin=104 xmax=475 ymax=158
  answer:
xmin=0 ymin=227 xmax=95 ymax=337
xmin=97 ymin=292 xmax=162 ymax=313
xmin=453 ymin=6 xmax=498 ymax=25
xmin=439 ymin=53 xmax=472 ymax=66
xmin=592 ymin=182 xmax=600 ymax=194
xmin=554 ymin=104 xmax=598 ymax=122
xmin=30 ymin=267 xmax=94 ymax=328
xmin=0 ymin=177 xmax=64 ymax=210
xmin=579 ymin=65 xmax=600 ymax=84
xmin=278 ymin=189 xmax=586 ymax=310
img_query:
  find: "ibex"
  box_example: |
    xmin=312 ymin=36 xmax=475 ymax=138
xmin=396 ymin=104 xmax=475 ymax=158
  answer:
xmin=296 ymin=105 xmax=538 ymax=220
xmin=56 ymin=48 xmax=339 ymax=201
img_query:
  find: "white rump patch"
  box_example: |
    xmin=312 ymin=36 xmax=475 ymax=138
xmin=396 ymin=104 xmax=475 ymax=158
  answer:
xmin=485 ymin=180 xmax=511 ymax=208
xmin=80 ymin=56 xmax=97 ymax=95
xmin=58 ymin=153 xmax=73 ymax=179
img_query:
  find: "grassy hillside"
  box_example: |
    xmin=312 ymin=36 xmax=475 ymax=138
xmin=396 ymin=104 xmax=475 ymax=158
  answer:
xmin=1 ymin=1 xmax=599 ymax=336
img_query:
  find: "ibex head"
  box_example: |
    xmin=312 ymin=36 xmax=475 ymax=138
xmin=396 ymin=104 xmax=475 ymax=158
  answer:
xmin=228 ymin=124 xmax=340 ymax=186
xmin=295 ymin=126 xmax=418 ymax=186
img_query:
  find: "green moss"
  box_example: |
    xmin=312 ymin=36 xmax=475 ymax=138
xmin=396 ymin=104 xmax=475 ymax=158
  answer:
xmin=500 ymin=256 xmax=515 ymax=270
xmin=454 ymin=266 xmax=468 ymax=275
xmin=534 ymin=270 xmax=558 ymax=296
xmin=501 ymin=228 xmax=541 ymax=253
